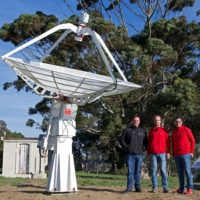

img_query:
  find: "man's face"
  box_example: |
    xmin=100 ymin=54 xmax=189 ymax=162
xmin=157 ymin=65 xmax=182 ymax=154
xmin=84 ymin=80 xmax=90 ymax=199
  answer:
xmin=154 ymin=116 xmax=161 ymax=127
xmin=132 ymin=117 xmax=140 ymax=127
xmin=174 ymin=118 xmax=183 ymax=128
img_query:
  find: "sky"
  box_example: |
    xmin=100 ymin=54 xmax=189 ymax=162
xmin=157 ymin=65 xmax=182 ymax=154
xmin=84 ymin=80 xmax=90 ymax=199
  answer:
xmin=0 ymin=0 xmax=199 ymax=137
xmin=0 ymin=0 xmax=77 ymax=137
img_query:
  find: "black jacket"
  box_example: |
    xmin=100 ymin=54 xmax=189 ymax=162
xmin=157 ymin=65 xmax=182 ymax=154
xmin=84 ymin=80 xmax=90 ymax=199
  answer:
xmin=120 ymin=125 xmax=147 ymax=155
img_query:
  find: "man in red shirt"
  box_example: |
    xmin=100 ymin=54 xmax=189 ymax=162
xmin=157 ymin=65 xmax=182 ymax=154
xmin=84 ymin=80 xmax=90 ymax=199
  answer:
xmin=172 ymin=117 xmax=195 ymax=195
xmin=147 ymin=115 xmax=170 ymax=193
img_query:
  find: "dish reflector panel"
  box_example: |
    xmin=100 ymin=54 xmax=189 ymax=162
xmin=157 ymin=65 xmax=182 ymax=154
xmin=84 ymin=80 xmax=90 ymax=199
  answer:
xmin=4 ymin=57 xmax=141 ymax=103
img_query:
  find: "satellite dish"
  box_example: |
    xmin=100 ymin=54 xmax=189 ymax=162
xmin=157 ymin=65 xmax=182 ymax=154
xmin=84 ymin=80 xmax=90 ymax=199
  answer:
xmin=1 ymin=13 xmax=142 ymax=193
xmin=2 ymin=13 xmax=141 ymax=105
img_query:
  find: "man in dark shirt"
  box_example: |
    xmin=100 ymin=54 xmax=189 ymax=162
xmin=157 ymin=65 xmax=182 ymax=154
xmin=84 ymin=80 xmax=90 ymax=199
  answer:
xmin=120 ymin=115 xmax=147 ymax=193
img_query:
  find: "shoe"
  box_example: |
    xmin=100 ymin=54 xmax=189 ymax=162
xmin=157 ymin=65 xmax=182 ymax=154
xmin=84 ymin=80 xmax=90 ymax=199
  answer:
xmin=135 ymin=188 xmax=142 ymax=192
xmin=176 ymin=189 xmax=184 ymax=194
xmin=152 ymin=188 xmax=158 ymax=193
xmin=163 ymin=188 xmax=169 ymax=193
xmin=123 ymin=189 xmax=132 ymax=194
xmin=184 ymin=188 xmax=192 ymax=195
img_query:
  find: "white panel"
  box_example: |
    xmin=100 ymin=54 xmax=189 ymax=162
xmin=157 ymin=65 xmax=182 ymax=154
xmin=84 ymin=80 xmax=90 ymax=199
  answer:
xmin=5 ymin=57 xmax=141 ymax=98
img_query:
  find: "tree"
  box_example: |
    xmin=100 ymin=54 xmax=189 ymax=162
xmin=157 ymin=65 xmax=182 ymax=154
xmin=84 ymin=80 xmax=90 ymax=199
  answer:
xmin=0 ymin=120 xmax=7 ymax=133
xmin=145 ymin=78 xmax=200 ymax=127
xmin=0 ymin=1 xmax=200 ymax=171
xmin=0 ymin=120 xmax=24 ymax=138
xmin=75 ymin=0 xmax=196 ymax=37
xmin=0 ymin=119 xmax=24 ymax=152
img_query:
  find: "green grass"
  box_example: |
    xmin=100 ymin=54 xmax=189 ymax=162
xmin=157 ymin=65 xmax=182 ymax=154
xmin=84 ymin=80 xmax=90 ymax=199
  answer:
xmin=76 ymin=171 xmax=179 ymax=188
xmin=168 ymin=176 xmax=179 ymax=189
xmin=77 ymin=171 xmax=127 ymax=186
xmin=0 ymin=176 xmax=31 ymax=186
xmin=0 ymin=172 xmax=179 ymax=189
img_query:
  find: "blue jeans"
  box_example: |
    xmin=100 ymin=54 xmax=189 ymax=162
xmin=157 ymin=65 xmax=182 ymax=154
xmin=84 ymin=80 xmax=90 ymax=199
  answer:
xmin=127 ymin=154 xmax=143 ymax=190
xmin=175 ymin=154 xmax=193 ymax=192
xmin=150 ymin=153 xmax=168 ymax=190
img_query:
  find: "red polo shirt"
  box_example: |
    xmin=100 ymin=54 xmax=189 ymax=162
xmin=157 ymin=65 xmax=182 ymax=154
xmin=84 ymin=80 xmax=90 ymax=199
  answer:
xmin=172 ymin=125 xmax=195 ymax=156
xmin=147 ymin=127 xmax=170 ymax=154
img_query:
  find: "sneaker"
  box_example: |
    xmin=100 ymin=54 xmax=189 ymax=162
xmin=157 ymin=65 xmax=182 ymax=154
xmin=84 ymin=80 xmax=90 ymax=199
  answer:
xmin=122 ymin=189 xmax=132 ymax=194
xmin=135 ymin=188 xmax=142 ymax=192
xmin=176 ymin=189 xmax=184 ymax=194
xmin=163 ymin=188 xmax=169 ymax=193
xmin=184 ymin=188 xmax=192 ymax=195
xmin=152 ymin=188 xmax=158 ymax=193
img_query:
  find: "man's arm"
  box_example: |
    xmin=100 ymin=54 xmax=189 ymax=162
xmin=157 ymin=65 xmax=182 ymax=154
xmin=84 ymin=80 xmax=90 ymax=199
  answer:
xmin=143 ymin=131 xmax=148 ymax=151
xmin=163 ymin=129 xmax=171 ymax=159
xmin=147 ymin=130 xmax=152 ymax=155
xmin=165 ymin=129 xmax=171 ymax=154
xmin=187 ymin=128 xmax=195 ymax=156
xmin=120 ymin=129 xmax=129 ymax=151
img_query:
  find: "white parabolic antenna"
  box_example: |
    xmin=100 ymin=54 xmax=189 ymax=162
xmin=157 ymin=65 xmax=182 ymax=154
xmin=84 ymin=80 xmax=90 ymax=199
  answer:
xmin=1 ymin=13 xmax=142 ymax=193
xmin=2 ymin=13 xmax=141 ymax=105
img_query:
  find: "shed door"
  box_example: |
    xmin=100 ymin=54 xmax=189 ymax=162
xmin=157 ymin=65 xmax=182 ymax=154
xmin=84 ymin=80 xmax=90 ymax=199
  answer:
xmin=19 ymin=144 xmax=30 ymax=174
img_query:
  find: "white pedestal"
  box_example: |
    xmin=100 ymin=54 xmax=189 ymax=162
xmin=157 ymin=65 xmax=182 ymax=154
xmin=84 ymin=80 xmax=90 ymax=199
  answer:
xmin=47 ymin=137 xmax=77 ymax=192
xmin=44 ymin=102 xmax=78 ymax=193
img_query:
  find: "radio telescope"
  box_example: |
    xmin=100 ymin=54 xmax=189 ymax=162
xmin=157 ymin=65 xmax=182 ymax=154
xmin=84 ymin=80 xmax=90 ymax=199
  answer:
xmin=1 ymin=13 xmax=141 ymax=193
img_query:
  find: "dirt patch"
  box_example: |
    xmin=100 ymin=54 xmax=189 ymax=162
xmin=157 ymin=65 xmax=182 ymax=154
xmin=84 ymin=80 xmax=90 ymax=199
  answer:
xmin=0 ymin=180 xmax=200 ymax=200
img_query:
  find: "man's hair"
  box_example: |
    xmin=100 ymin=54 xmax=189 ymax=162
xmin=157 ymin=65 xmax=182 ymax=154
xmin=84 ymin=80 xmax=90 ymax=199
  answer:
xmin=174 ymin=116 xmax=184 ymax=121
xmin=153 ymin=114 xmax=162 ymax=120
xmin=132 ymin=114 xmax=140 ymax=120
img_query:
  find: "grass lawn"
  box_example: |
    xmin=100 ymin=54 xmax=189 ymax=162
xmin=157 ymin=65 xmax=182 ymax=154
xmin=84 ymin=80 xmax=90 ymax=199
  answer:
xmin=76 ymin=172 xmax=179 ymax=188
xmin=0 ymin=176 xmax=33 ymax=186
xmin=0 ymin=172 xmax=179 ymax=189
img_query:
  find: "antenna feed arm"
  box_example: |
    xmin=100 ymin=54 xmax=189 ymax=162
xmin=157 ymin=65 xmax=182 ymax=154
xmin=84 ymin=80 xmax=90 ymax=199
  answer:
xmin=75 ymin=12 xmax=89 ymax=42
xmin=41 ymin=136 xmax=48 ymax=150
xmin=37 ymin=134 xmax=49 ymax=157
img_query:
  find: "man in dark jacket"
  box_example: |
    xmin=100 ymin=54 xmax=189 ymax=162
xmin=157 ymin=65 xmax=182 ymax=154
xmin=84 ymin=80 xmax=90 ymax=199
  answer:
xmin=120 ymin=115 xmax=147 ymax=193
